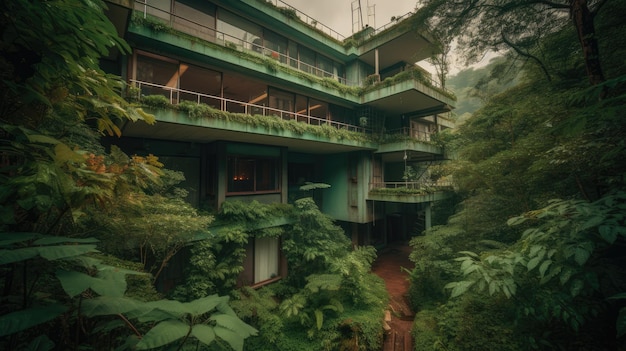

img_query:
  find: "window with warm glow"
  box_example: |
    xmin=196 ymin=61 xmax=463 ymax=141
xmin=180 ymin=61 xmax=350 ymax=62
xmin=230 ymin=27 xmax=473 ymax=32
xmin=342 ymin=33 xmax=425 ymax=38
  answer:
xmin=227 ymin=156 xmax=279 ymax=193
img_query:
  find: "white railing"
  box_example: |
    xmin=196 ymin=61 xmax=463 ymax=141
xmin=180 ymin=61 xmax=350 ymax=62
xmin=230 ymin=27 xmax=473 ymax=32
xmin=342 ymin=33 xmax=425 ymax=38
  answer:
xmin=134 ymin=0 xmax=351 ymax=85
xmin=131 ymin=79 xmax=367 ymax=134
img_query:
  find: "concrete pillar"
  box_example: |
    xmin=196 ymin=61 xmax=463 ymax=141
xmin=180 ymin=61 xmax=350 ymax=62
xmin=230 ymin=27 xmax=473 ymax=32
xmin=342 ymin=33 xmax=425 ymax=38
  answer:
xmin=424 ymin=203 xmax=432 ymax=230
xmin=375 ymin=48 xmax=379 ymax=76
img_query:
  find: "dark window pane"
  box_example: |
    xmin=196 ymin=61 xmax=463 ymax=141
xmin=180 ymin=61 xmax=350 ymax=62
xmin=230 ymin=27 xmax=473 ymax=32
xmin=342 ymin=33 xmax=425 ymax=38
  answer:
xmin=135 ymin=54 xmax=179 ymax=101
xmin=228 ymin=157 xmax=254 ymax=192
xmin=256 ymin=158 xmax=278 ymax=191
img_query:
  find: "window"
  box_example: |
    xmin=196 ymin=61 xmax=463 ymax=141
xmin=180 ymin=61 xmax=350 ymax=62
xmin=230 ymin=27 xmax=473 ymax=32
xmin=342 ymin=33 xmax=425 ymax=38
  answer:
xmin=173 ymin=0 xmax=216 ymax=42
xmin=298 ymin=45 xmax=316 ymax=74
xmin=254 ymin=236 xmax=279 ymax=283
xmin=179 ymin=64 xmax=221 ymax=108
xmin=268 ymin=88 xmax=294 ymax=119
xmin=263 ymin=30 xmax=288 ymax=63
xmin=135 ymin=53 xmax=179 ymax=101
xmin=316 ymin=55 xmax=333 ymax=78
xmin=227 ymin=156 xmax=279 ymax=193
xmin=308 ymin=99 xmax=328 ymax=120
xmin=217 ymin=9 xmax=262 ymax=50
xmin=135 ymin=0 xmax=171 ymax=21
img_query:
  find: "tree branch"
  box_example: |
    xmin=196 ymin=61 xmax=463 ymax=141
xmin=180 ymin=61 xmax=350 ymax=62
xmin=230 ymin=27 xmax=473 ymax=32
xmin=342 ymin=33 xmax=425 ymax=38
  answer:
xmin=500 ymin=32 xmax=552 ymax=81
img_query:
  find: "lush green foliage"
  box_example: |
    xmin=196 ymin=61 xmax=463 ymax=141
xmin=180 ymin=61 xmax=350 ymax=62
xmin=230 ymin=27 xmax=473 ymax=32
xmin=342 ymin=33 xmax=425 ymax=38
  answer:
xmin=409 ymin=1 xmax=626 ymax=349
xmin=0 ymin=1 xmax=255 ymax=350
xmin=141 ymin=96 xmax=372 ymax=143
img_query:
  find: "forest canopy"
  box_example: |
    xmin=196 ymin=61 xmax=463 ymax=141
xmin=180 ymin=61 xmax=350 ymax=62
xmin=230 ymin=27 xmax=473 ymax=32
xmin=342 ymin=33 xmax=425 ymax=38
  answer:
xmin=409 ymin=0 xmax=626 ymax=350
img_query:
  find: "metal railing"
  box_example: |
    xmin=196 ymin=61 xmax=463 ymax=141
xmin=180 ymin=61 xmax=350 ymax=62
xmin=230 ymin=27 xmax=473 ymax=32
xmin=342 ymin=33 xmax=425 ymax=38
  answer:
xmin=385 ymin=127 xmax=434 ymax=142
xmin=130 ymin=79 xmax=367 ymax=133
xmin=369 ymin=180 xmax=453 ymax=190
xmin=265 ymin=0 xmax=346 ymax=41
xmin=134 ymin=0 xmax=350 ymax=85
xmin=372 ymin=11 xmax=415 ymax=36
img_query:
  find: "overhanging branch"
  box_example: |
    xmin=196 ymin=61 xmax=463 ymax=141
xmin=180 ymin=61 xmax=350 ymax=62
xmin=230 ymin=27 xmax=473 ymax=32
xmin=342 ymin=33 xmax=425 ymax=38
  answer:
xmin=500 ymin=32 xmax=552 ymax=81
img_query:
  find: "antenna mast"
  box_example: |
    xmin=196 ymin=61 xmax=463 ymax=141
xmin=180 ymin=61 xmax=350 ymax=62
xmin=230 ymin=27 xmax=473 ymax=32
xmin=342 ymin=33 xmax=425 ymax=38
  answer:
xmin=351 ymin=0 xmax=376 ymax=34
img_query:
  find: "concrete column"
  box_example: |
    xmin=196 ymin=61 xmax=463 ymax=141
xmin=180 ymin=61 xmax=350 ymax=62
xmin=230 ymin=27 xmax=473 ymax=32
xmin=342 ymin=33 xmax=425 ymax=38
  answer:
xmin=375 ymin=48 xmax=379 ymax=76
xmin=425 ymin=203 xmax=432 ymax=229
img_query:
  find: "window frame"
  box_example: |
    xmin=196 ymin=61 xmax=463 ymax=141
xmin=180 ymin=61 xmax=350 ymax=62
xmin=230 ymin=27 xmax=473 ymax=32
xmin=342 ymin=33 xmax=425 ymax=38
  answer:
xmin=226 ymin=155 xmax=281 ymax=195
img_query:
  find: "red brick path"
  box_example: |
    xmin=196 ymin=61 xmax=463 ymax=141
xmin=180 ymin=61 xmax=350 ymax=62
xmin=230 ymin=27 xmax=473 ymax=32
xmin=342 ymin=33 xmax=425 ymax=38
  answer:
xmin=372 ymin=242 xmax=415 ymax=351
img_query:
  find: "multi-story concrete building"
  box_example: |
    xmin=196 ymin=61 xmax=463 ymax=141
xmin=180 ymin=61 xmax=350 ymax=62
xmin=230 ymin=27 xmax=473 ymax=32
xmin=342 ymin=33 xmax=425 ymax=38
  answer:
xmin=102 ymin=0 xmax=455 ymax=286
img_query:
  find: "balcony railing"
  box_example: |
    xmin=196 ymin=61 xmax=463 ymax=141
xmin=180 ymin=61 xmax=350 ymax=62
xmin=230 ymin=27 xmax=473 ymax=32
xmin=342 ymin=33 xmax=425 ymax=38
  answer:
xmin=385 ymin=127 xmax=434 ymax=142
xmin=131 ymin=79 xmax=367 ymax=134
xmin=369 ymin=180 xmax=453 ymax=191
xmin=264 ymin=0 xmax=345 ymax=41
xmin=133 ymin=0 xmax=351 ymax=85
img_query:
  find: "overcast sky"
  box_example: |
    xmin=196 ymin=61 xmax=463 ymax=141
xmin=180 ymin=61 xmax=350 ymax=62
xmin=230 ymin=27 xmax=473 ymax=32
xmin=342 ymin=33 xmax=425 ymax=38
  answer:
xmin=277 ymin=0 xmax=495 ymax=75
xmin=279 ymin=0 xmax=417 ymax=37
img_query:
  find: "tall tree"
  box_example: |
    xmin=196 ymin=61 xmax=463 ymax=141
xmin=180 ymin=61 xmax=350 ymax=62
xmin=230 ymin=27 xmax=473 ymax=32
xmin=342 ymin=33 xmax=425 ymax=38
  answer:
xmin=415 ymin=0 xmax=610 ymax=86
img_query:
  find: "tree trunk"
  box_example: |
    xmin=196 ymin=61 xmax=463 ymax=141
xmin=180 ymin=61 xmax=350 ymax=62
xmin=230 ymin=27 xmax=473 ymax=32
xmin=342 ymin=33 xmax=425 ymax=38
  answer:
xmin=570 ymin=0 xmax=605 ymax=87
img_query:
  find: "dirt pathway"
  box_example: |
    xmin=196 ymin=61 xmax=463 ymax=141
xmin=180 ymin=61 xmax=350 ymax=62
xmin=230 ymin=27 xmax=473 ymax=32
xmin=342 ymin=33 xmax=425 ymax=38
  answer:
xmin=372 ymin=242 xmax=415 ymax=351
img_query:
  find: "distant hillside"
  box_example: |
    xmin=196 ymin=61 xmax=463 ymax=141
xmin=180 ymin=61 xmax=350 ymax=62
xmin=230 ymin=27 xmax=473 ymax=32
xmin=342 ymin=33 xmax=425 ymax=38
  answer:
xmin=447 ymin=56 xmax=522 ymax=118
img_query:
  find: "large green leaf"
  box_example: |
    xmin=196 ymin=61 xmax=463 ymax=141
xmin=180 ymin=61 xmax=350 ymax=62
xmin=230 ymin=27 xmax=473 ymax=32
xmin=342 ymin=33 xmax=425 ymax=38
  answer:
xmin=91 ymin=270 xmax=127 ymax=297
xmin=214 ymin=325 xmax=244 ymax=351
xmin=135 ymin=320 xmax=189 ymax=350
xmin=0 ymin=247 xmax=40 ymax=264
xmin=184 ymin=294 xmax=226 ymax=315
xmin=212 ymin=313 xmax=257 ymax=337
xmin=191 ymin=324 xmax=216 ymax=346
xmin=56 ymin=268 xmax=127 ymax=297
xmin=81 ymin=296 xmax=142 ymax=317
xmin=34 ymin=236 xmax=99 ymax=245
xmin=56 ymin=270 xmax=93 ymax=297
xmin=38 ymin=244 xmax=98 ymax=260
xmin=0 ymin=232 xmax=42 ymax=247
xmin=0 ymin=304 xmax=67 ymax=337
xmin=445 ymin=280 xmax=475 ymax=298
xmin=143 ymin=299 xmax=189 ymax=317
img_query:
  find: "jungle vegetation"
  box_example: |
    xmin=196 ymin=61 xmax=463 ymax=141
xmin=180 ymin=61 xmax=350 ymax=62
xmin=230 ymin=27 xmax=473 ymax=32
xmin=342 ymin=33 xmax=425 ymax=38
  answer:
xmin=409 ymin=0 xmax=626 ymax=350
xmin=0 ymin=0 xmax=385 ymax=350
xmin=2 ymin=0 xmax=626 ymax=350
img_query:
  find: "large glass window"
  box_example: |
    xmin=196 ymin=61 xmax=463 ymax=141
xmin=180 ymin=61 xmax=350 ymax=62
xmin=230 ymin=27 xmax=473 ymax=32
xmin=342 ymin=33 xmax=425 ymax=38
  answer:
xmin=288 ymin=40 xmax=298 ymax=69
xmin=264 ymin=30 xmax=288 ymax=63
xmin=308 ymin=99 xmax=328 ymax=121
xmin=268 ymin=88 xmax=294 ymax=119
xmin=227 ymin=156 xmax=279 ymax=193
xmin=135 ymin=0 xmax=171 ymax=21
xmin=330 ymin=104 xmax=356 ymax=125
xmin=135 ymin=53 xmax=179 ymax=101
xmin=179 ymin=64 xmax=221 ymax=107
xmin=298 ymin=45 xmax=316 ymax=74
xmin=173 ymin=0 xmax=216 ymax=42
xmin=217 ymin=9 xmax=262 ymax=50
xmin=316 ymin=55 xmax=334 ymax=78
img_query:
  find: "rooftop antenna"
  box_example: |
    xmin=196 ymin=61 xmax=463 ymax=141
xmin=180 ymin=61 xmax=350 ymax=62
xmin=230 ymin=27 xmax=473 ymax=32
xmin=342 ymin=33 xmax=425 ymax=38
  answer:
xmin=367 ymin=1 xmax=376 ymax=29
xmin=352 ymin=0 xmax=376 ymax=34
xmin=351 ymin=0 xmax=363 ymax=34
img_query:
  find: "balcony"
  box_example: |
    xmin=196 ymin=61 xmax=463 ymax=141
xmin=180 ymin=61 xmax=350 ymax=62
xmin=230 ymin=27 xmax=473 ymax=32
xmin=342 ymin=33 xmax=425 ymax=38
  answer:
xmin=130 ymin=80 xmax=365 ymax=133
xmin=131 ymin=0 xmax=351 ymax=85
xmin=367 ymin=180 xmax=454 ymax=203
xmin=123 ymin=80 xmax=378 ymax=154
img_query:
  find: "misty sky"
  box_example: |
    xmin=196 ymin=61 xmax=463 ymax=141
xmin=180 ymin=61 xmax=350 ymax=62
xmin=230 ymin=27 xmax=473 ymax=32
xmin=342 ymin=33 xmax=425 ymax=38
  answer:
xmin=279 ymin=0 xmax=417 ymax=37
xmin=277 ymin=0 xmax=495 ymax=75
